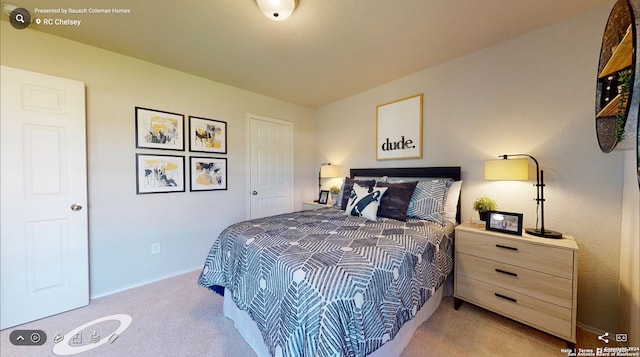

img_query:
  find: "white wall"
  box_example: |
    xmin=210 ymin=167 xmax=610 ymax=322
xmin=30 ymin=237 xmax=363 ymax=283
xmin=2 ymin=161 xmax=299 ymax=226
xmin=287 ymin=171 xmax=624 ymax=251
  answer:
xmin=2 ymin=3 xmax=634 ymax=335
xmin=620 ymin=150 xmax=639 ymax=346
xmin=619 ymin=0 xmax=640 ymax=345
xmin=315 ymin=5 xmax=625 ymax=332
xmin=0 ymin=21 xmax=316 ymax=298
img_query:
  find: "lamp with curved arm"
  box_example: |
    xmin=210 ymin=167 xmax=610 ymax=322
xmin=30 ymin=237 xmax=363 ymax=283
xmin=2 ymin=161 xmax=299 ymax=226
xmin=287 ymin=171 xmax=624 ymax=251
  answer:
xmin=493 ymin=154 xmax=563 ymax=239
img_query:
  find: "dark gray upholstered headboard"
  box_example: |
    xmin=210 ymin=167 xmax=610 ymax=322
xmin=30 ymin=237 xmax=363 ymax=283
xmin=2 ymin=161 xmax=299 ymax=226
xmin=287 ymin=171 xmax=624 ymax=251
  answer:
xmin=349 ymin=166 xmax=462 ymax=224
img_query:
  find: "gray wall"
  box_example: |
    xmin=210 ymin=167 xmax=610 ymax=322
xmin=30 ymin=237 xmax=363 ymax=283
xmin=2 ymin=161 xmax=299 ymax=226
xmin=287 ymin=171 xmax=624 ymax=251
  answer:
xmin=3 ymin=3 xmax=636 ymax=335
xmin=0 ymin=21 xmax=317 ymax=298
xmin=314 ymin=5 xmax=627 ymax=332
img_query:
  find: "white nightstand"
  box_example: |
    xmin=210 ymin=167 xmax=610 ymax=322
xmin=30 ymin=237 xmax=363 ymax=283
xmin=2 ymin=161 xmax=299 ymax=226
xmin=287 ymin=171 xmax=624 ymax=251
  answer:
xmin=303 ymin=201 xmax=331 ymax=210
xmin=454 ymin=223 xmax=579 ymax=346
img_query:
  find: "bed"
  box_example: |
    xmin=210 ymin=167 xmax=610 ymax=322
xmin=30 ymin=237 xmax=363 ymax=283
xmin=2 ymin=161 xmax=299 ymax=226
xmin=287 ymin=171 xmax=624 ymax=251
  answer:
xmin=198 ymin=166 xmax=462 ymax=357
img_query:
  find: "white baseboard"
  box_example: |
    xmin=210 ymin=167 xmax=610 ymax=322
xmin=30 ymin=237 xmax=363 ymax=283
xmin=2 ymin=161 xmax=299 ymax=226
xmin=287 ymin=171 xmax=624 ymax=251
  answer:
xmin=90 ymin=266 xmax=202 ymax=300
xmin=577 ymin=321 xmax=607 ymax=335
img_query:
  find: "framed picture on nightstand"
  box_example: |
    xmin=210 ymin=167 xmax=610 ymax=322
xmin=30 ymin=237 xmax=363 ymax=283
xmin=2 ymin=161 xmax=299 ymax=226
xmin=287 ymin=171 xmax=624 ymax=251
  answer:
xmin=485 ymin=211 xmax=523 ymax=235
xmin=318 ymin=190 xmax=329 ymax=204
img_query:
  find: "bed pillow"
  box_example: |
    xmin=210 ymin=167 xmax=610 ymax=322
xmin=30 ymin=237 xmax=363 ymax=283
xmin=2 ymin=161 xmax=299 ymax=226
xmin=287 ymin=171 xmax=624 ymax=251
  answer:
xmin=339 ymin=177 xmax=376 ymax=210
xmin=375 ymin=181 xmax=418 ymax=221
xmin=444 ymin=180 xmax=462 ymax=224
xmin=345 ymin=183 xmax=388 ymax=221
xmin=406 ymin=179 xmax=451 ymax=224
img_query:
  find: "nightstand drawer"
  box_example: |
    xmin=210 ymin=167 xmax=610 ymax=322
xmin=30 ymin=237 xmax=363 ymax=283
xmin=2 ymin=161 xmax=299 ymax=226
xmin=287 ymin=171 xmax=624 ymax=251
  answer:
xmin=456 ymin=275 xmax=572 ymax=339
xmin=456 ymin=253 xmax=573 ymax=308
xmin=456 ymin=230 xmax=573 ymax=279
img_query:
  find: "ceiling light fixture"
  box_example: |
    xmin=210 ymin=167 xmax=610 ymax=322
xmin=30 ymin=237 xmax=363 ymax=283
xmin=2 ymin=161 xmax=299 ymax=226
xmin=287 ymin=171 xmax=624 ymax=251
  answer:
xmin=256 ymin=0 xmax=298 ymax=21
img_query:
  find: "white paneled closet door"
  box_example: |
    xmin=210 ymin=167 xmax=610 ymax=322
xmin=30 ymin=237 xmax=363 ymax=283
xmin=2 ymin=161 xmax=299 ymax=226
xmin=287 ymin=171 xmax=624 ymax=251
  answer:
xmin=248 ymin=114 xmax=293 ymax=219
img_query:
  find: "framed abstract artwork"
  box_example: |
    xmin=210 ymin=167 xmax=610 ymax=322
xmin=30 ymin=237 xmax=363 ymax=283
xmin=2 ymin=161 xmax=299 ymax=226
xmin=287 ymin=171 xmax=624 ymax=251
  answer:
xmin=136 ymin=154 xmax=185 ymax=194
xmin=135 ymin=107 xmax=185 ymax=151
xmin=189 ymin=116 xmax=227 ymax=154
xmin=376 ymin=94 xmax=423 ymax=160
xmin=189 ymin=157 xmax=227 ymax=191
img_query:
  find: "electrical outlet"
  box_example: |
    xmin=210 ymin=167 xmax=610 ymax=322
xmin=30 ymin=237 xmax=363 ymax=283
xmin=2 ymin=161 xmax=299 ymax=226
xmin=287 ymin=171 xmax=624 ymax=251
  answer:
xmin=151 ymin=243 xmax=161 ymax=255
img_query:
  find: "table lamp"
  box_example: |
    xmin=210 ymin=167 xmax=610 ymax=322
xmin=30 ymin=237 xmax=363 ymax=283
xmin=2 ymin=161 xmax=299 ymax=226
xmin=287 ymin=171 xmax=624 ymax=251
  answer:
xmin=484 ymin=154 xmax=563 ymax=239
xmin=316 ymin=163 xmax=338 ymax=202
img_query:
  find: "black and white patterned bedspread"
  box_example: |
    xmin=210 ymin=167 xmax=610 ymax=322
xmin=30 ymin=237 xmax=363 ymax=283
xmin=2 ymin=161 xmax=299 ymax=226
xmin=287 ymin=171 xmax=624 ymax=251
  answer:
xmin=198 ymin=207 xmax=454 ymax=357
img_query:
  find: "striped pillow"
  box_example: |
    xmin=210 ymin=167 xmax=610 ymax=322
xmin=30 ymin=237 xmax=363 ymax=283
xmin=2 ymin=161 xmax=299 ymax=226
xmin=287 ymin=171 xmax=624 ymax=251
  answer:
xmin=406 ymin=179 xmax=451 ymax=224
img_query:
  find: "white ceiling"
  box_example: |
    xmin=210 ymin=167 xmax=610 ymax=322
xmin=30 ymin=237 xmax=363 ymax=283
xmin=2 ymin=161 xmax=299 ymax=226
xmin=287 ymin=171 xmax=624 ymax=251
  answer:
xmin=3 ymin=0 xmax=613 ymax=107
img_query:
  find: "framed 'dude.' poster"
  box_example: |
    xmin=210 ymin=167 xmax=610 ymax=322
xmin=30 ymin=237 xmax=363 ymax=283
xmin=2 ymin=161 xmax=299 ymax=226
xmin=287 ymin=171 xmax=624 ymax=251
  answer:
xmin=189 ymin=116 xmax=227 ymax=154
xmin=136 ymin=154 xmax=185 ymax=194
xmin=135 ymin=107 xmax=185 ymax=151
xmin=190 ymin=157 xmax=227 ymax=191
xmin=376 ymin=94 xmax=423 ymax=160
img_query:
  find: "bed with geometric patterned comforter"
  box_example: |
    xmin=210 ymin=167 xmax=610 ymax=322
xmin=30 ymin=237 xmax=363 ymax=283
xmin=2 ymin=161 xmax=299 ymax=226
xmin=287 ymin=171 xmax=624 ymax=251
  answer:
xmin=198 ymin=206 xmax=454 ymax=357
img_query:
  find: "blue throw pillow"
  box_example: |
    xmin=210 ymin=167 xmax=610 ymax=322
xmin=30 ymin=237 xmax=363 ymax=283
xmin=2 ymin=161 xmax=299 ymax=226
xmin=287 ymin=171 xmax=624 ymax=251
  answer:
xmin=339 ymin=177 xmax=376 ymax=210
xmin=375 ymin=181 xmax=418 ymax=221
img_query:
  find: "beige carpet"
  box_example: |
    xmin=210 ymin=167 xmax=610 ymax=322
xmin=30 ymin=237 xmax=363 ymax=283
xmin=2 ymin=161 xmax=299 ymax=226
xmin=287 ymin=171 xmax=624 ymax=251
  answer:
xmin=1 ymin=270 xmax=604 ymax=357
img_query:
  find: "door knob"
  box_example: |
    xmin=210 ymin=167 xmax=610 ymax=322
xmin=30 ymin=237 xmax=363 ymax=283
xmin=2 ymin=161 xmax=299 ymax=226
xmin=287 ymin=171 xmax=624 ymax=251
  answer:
xmin=70 ymin=204 xmax=83 ymax=211
xmin=252 ymin=191 xmax=258 ymax=195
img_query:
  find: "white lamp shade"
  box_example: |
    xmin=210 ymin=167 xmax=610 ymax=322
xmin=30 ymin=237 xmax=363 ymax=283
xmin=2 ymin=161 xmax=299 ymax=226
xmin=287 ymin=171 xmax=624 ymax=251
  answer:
xmin=256 ymin=0 xmax=298 ymax=21
xmin=320 ymin=164 xmax=338 ymax=178
xmin=484 ymin=159 xmax=529 ymax=181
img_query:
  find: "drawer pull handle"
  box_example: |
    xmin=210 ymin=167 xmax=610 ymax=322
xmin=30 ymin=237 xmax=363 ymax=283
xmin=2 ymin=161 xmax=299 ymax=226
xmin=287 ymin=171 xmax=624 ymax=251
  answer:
xmin=494 ymin=293 xmax=517 ymax=303
xmin=495 ymin=269 xmax=518 ymax=277
xmin=495 ymin=244 xmax=518 ymax=251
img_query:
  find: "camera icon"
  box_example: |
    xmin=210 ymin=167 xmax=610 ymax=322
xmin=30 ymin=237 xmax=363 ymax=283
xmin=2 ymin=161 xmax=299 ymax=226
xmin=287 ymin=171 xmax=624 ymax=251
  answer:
xmin=615 ymin=333 xmax=628 ymax=343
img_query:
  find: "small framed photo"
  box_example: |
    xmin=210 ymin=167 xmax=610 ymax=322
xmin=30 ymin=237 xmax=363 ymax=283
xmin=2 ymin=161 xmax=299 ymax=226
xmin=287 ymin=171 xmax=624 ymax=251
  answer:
xmin=189 ymin=116 xmax=227 ymax=154
xmin=486 ymin=211 xmax=523 ymax=235
xmin=136 ymin=154 xmax=185 ymax=194
xmin=318 ymin=190 xmax=329 ymax=204
xmin=190 ymin=157 xmax=227 ymax=191
xmin=135 ymin=107 xmax=185 ymax=150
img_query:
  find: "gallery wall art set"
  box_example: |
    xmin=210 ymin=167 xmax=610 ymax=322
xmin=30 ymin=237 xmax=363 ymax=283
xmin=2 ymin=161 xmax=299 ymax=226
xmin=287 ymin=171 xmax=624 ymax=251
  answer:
xmin=134 ymin=107 xmax=228 ymax=194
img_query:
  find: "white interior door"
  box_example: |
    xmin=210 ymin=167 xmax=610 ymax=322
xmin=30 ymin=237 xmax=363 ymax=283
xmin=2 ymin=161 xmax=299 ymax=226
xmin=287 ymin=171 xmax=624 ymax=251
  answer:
xmin=1 ymin=65 xmax=89 ymax=329
xmin=249 ymin=115 xmax=293 ymax=219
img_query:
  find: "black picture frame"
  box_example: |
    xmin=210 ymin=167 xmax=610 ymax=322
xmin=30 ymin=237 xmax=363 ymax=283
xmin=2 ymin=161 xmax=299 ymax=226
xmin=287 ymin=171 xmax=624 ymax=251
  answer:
xmin=136 ymin=154 xmax=185 ymax=194
xmin=135 ymin=107 xmax=185 ymax=151
xmin=189 ymin=157 xmax=227 ymax=191
xmin=189 ymin=116 xmax=227 ymax=154
xmin=485 ymin=211 xmax=523 ymax=235
xmin=318 ymin=190 xmax=329 ymax=204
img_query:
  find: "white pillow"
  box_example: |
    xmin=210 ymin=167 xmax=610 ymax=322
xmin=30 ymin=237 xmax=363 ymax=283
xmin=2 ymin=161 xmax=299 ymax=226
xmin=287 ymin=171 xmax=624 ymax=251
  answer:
xmin=345 ymin=183 xmax=388 ymax=221
xmin=444 ymin=180 xmax=462 ymax=224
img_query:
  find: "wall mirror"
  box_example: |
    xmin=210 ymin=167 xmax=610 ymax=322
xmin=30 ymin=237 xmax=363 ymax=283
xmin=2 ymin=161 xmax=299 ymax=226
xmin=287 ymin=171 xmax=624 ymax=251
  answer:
xmin=595 ymin=0 xmax=637 ymax=153
xmin=594 ymin=0 xmax=640 ymax=187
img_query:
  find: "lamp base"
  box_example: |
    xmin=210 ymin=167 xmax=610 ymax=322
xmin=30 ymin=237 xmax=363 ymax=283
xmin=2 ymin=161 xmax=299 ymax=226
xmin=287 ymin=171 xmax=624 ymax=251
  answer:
xmin=525 ymin=227 xmax=563 ymax=239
